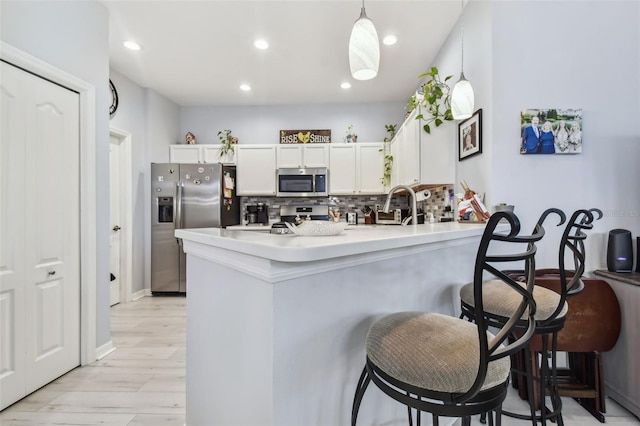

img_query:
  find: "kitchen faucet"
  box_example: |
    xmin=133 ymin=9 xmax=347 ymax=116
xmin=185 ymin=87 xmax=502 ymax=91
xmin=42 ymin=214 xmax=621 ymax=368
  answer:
xmin=383 ymin=185 xmax=417 ymax=226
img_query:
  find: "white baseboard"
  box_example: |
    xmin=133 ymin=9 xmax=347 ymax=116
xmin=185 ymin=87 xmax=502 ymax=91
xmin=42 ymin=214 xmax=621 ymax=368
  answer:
xmin=131 ymin=288 xmax=151 ymax=300
xmin=95 ymin=340 xmax=116 ymax=360
xmin=606 ymin=385 xmax=640 ymax=419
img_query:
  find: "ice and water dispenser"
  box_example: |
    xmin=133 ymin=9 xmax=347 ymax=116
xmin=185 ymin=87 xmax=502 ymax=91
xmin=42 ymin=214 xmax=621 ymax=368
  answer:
xmin=157 ymin=197 xmax=174 ymax=223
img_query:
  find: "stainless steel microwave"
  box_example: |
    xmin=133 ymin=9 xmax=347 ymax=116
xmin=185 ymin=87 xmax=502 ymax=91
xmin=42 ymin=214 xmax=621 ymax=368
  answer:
xmin=277 ymin=167 xmax=328 ymax=197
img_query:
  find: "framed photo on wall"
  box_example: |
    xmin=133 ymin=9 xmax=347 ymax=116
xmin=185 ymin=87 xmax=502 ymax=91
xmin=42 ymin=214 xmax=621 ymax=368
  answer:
xmin=520 ymin=108 xmax=582 ymax=154
xmin=459 ymin=109 xmax=482 ymax=161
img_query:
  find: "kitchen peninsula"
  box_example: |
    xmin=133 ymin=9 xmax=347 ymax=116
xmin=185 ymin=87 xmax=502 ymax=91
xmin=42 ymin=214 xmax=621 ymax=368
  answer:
xmin=176 ymin=222 xmax=491 ymax=425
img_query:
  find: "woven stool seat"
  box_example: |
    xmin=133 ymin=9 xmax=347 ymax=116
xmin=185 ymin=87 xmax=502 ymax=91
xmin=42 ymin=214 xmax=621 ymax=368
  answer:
xmin=366 ymin=312 xmax=511 ymax=393
xmin=460 ymin=279 xmax=568 ymax=322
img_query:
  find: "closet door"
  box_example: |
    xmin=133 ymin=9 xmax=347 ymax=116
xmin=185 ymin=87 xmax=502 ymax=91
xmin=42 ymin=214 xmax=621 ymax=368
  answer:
xmin=0 ymin=59 xmax=28 ymax=410
xmin=0 ymin=61 xmax=80 ymax=409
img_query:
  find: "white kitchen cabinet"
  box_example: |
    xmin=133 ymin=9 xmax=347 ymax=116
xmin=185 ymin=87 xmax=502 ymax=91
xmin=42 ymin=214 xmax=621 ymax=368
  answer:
xmin=328 ymin=143 xmax=384 ymax=195
xmin=276 ymin=144 xmax=329 ymax=168
xmin=169 ymin=145 xmax=202 ymax=163
xmin=328 ymin=145 xmax=357 ymax=194
xmin=236 ymin=145 xmax=277 ymax=196
xmin=202 ymin=145 xmax=236 ymax=165
xmin=390 ymin=108 xmax=454 ymax=187
xmin=357 ymin=143 xmax=385 ymax=194
xmin=390 ymin=109 xmax=421 ymax=187
xmin=169 ymin=144 xmax=236 ymax=164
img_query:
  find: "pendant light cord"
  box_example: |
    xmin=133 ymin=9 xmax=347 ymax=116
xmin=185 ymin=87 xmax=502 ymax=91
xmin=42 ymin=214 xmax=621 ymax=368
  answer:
xmin=460 ymin=0 xmax=465 ymax=75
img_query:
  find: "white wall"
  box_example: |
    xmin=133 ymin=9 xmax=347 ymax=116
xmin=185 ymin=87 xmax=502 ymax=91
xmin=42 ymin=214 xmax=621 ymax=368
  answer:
xmin=432 ymin=0 xmax=640 ymax=269
xmin=109 ymin=71 xmax=180 ymax=294
xmin=1 ymin=0 xmax=112 ymax=347
xmin=148 ymin=91 xmax=181 ymax=162
xmin=180 ymin=103 xmax=406 ymax=145
xmin=491 ymin=0 xmax=640 ymax=268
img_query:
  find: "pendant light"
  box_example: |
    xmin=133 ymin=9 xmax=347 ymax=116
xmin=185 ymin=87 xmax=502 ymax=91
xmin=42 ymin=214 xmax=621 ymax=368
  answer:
xmin=348 ymin=0 xmax=379 ymax=81
xmin=451 ymin=0 xmax=474 ymax=120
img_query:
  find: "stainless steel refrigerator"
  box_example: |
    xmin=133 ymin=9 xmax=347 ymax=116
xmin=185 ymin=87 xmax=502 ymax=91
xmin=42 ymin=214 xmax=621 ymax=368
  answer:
xmin=151 ymin=163 xmax=240 ymax=293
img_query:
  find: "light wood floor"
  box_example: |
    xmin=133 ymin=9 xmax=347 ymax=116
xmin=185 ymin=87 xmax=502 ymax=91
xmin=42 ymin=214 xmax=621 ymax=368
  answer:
xmin=1 ymin=295 xmax=638 ymax=425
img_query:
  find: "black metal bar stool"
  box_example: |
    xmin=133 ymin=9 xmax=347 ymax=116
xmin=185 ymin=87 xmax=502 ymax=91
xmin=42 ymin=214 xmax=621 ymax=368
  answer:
xmin=459 ymin=208 xmax=600 ymax=426
xmin=351 ymin=211 xmax=544 ymax=426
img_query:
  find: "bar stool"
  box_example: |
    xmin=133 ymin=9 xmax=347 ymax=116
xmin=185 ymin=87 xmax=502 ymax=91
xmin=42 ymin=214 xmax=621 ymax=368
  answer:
xmin=351 ymin=211 xmax=544 ymax=426
xmin=459 ymin=208 xmax=600 ymax=425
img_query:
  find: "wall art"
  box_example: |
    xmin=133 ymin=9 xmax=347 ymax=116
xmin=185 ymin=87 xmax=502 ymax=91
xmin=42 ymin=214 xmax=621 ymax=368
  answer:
xmin=459 ymin=109 xmax=482 ymax=161
xmin=520 ymin=108 xmax=582 ymax=154
xmin=279 ymin=129 xmax=331 ymax=144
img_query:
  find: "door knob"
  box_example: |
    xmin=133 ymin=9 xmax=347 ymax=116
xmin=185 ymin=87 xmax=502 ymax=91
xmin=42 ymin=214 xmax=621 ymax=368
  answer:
xmin=113 ymin=225 xmax=121 ymax=231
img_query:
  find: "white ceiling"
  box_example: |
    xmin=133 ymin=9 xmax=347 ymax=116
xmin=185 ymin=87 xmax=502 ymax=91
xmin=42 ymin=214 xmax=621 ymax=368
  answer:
xmin=104 ymin=1 xmax=462 ymax=107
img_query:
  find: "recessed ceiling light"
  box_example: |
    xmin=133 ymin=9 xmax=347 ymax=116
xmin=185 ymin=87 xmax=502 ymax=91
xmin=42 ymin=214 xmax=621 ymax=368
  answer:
xmin=254 ymin=39 xmax=269 ymax=50
xmin=382 ymin=35 xmax=397 ymax=46
xmin=240 ymin=84 xmax=252 ymax=91
xmin=123 ymin=40 xmax=142 ymax=51
xmin=341 ymin=82 xmax=352 ymax=89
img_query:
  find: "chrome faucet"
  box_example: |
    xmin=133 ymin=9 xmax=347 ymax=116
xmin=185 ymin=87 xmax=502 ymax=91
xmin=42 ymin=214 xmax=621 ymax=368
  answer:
xmin=383 ymin=185 xmax=417 ymax=226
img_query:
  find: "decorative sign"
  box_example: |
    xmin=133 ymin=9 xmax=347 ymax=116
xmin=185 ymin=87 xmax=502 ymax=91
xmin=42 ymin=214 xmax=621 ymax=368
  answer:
xmin=279 ymin=129 xmax=331 ymax=144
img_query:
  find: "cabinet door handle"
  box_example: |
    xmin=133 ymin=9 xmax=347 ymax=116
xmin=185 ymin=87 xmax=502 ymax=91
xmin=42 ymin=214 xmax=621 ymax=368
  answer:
xmin=48 ymin=270 xmax=56 ymax=276
xmin=113 ymin=225 xmax=121 ymax=231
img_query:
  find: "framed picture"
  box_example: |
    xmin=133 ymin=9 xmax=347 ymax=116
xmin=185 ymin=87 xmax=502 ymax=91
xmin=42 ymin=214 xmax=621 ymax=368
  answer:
xmin=520 ymin=108 xmax=582 ymax=154
xmin=459 ymin=109 xmax=482 ymax=161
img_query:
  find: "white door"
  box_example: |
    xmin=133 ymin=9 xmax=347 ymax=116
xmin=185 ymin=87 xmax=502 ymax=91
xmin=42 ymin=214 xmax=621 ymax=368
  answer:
xmin=0 ymin=61 xmax=80 ymax=410
xmin=109 ymin=137 xmax=121 ymax=306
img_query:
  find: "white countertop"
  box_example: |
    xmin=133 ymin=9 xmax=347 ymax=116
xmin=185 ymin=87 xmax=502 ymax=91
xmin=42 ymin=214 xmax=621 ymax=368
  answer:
xmin=176 ymin=222 xmax=489 ymax=263
xmin=225 ymin=224 xmax=273 ymax=231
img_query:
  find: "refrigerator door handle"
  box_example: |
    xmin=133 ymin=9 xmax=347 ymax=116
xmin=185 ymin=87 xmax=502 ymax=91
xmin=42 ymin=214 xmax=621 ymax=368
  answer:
xmin=175 ymin=180 xmax=183 ymax=230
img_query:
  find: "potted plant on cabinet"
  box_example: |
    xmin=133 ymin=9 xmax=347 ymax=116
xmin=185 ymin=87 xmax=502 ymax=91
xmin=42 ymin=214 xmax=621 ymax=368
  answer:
xmin=380 ymin=124 xmax=397 ymax=186
xmin=344 ymin=125 xmax=358 ymax=143
xmin=217 ymin=129 xmax=237 ymax=158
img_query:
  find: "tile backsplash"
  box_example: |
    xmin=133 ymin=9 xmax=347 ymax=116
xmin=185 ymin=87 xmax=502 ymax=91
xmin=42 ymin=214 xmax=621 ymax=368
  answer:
xmin=241 ymin=185 xmax=455 ymax=223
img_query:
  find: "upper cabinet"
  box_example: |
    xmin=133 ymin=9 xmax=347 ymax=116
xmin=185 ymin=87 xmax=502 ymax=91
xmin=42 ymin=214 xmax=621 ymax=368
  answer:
xmin=357 ymin=143 xmax=385 ymax=194
xmin=236 ymin=145 xmax=277 ymax=196
xmin=390 ymin=108 xmax=454 ymax=187
xmin=276 ymin=144 xmax=329 ymax=168
xmin=202 ymin=145 xmax=237 ymax=165
xmin=328 ymin=145 xmax=356 ymax=194
xmin=169 ymin=145 xmax=202 ymax=163
xmin=169 ymin=144 xmax=236 ymax=164
xmin=390 ymin=109 xmax=421 ymax=187
xmin=328 ymin=143 xmax=384 ymax=195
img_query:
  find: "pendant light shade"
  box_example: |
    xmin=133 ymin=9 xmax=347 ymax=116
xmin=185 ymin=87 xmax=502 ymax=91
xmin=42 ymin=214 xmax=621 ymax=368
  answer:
xmin=349 ymin=4 xmax=379 ymax=81
xmin=451 ymin=73 xmax=474 ymax=119
xmin=451 ymin=2 xmax=474 ymax=120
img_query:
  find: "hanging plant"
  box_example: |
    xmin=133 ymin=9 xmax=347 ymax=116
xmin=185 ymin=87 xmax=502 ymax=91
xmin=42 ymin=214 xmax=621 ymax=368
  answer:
xmin=217 ymin=129 xmax=237 ymax=157
xmin=380 ymin=124 xmax=397 ymax=186
xmin=407 ymin=66 xmax=454 ymax=134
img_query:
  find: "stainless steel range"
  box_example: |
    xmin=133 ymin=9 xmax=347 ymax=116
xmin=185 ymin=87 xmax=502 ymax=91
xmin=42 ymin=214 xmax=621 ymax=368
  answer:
xmin=279 ymin=205 xmax=330 ymax=222
xmin=270 ymin=205 xmax=331 ymax=234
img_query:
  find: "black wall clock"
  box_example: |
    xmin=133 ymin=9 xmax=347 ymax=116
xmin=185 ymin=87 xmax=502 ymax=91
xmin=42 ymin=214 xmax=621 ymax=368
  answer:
xmin=109 ymin=79 xmax=119 ymax=117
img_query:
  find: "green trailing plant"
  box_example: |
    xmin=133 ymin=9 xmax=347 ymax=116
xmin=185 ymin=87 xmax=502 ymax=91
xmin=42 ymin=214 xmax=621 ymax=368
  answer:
xmin=407 ymin=66 xmax=454 ymax=134
xmin=380 ymin=124 xmax=397 ymax=186
xmin=217 ymin=129 xmax=237 ymax=157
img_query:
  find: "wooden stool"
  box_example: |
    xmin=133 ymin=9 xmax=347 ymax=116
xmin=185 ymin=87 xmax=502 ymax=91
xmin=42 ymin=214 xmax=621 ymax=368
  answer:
xmin=515 ymin=276 xmax=621 ymax=423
